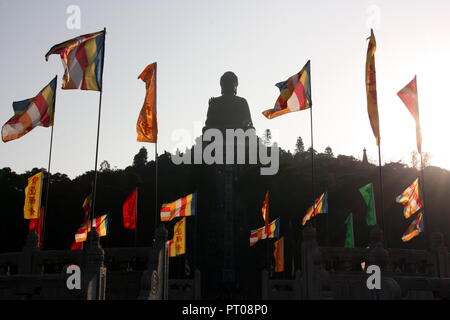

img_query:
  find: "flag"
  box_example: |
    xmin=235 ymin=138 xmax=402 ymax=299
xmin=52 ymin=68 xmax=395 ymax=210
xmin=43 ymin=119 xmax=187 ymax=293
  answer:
xmin=274 ymin=237 xmax=285 ymax=272
xmin=301 ymin=192 xmax=328 ymax=226
xmin=344 ymin=213 xmax=354 ymax=248
xmin=396 ymin=178 xmax=423 ymax=219
xmin=2 ymin=77 xmax=57 ymax=142
xmin=249 ymin=218 xmax=280 ymax=246
xmin=70 ymin=240 xmax=83 ymax=250
xmin=262 ymin=191 xmax=269 ymax=234
xmin=82 ymin=194 xmax=92 ymax=214
xmin=160 ymin=193 xmax=197 ymax=222
xmin=122 ymin=188 xmax=137 ymax=229
xmin=402 ymin=212 xmax=424 ymax=242
xmin=262 ymin=60 xmax=312 ymax=119
xmin=45 ymin=30 xmax=105 ymax=91
xmin=397 ymin=76 xmax=422 ymax=154
xmin=75 ymin=214 xmax=108 ymax=242
xmin=29 ymin=207 xmax=44 ymax=247
xmin=365 ymin=29 xmax=380 ymax=145
xmin=359 ymin=183 xmax=377 ymax=226
xmin=24 ymin=172 xmax=44 ymax=219
xmin=137 ymin=63 xmax=158 ymax=143
xmin=168 ymin=217 xmax=186 ymax=257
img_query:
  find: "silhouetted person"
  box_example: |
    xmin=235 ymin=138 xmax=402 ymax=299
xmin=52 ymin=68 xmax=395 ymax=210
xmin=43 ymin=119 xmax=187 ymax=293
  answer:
xmin=204 ymin=71 xmax=254 ymax=132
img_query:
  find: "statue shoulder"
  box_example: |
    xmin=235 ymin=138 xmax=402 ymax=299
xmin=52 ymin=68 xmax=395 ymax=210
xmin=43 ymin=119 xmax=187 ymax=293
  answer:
xmin=208 ymin=96 xmax=220 ymax=106
xmin=235 ymin=95 xmax=249 ymax=106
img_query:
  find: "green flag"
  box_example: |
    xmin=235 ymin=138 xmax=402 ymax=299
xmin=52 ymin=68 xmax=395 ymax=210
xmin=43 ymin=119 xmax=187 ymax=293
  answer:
xmin=344 ymin=213 xmax=354 ymax=248
xmin=359 ymin=183 xmax=377 ymax=226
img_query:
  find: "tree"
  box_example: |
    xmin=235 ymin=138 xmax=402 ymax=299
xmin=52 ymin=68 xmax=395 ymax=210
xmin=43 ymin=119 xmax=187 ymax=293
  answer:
xmin=262 ymin=129 xmax=272 ymax=146
xmin=133 ymin=147 xmax=148 ymax=168
xmin=294 ymin=136 xmax=305 ymax=154
xmin=100 ymin=160 xmax=111 ymax=172
xmin=411 ymin=151 xmax=419 ymax=169
xmin=324 ymin=146 xmax=334 ymax=158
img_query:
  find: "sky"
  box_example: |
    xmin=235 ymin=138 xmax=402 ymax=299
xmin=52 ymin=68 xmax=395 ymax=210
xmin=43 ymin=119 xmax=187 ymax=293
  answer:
xmin=0 ymin=0 xmax=449 ymax=178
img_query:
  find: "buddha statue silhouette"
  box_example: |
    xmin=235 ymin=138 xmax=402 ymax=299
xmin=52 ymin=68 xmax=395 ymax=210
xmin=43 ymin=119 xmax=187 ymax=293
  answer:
xmin=203 ymin=71 xmax=254 ymax=131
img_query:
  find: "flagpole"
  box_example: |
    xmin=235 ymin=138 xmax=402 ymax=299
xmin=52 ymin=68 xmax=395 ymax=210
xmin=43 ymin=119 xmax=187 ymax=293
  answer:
xmin=41 ymin=75 xmax=58 ymax=249
xmin=377 ymin=143 xmax=387 ymax=247
xmin=310 ymin=106 xmax=315 ymax=229
xmin=90 ymin=27 xmax=106 ymax=245
xmin=153 ymin=64 xmax=159 ymax=237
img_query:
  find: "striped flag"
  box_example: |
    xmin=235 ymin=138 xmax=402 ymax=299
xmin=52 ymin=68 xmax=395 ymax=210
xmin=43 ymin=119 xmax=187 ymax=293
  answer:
xmin=302 ymin=192 xmax=328 ymax=226
xmin=2 ymin=77 xmax=57 ymax=142
xmin=262 ymin=60 xmax=311 ymax=119
xmin=402 ymin=213 xmax=424 ymax=242
xmin=397 ymin=76 xmax=422 ymax=154
xmin=160 ymin=193 xmax=197 ymax=222
xmin=45 ymin=30 xmax=105 ymax=91
xmin=249 ymin=218 xmax=280 ymax=246
xmin=75 ymin=214 xmax=108 ymax=243
xmin=396 ymin=178 xmax=423 ymax=219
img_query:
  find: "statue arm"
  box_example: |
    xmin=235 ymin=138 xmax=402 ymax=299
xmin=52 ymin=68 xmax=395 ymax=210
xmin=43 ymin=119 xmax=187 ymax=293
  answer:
xmin=242 ymin=99 xmax=254 ymax=129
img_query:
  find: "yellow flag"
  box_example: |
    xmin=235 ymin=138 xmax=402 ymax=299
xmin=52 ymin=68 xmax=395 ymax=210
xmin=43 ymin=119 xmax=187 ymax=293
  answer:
xmin=137 ymin=63 xmax=158 ymax=143
xmin=173 ymin=217 xmax=186 ymax=256
xmin=24 ymin=172 xmax=43 ymax=219
xmin=365 ymin=29 xmax=380 ymax=145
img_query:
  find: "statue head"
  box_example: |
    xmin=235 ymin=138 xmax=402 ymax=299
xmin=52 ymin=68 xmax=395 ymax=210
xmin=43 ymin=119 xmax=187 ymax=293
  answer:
xmin=220 ymin=71 xmax=238 ymax=95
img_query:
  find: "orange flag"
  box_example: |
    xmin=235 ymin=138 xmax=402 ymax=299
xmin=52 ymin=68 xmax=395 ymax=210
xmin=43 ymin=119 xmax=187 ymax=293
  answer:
xmin=262 ymin=191 xmax=269 ymax=230
xmin=274 ymin=237 xmax=285 ymax=272
xmin=137 ymin=63 xmax=158 ymax=143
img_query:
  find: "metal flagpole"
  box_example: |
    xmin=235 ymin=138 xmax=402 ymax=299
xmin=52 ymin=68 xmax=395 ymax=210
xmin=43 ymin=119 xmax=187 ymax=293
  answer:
xmin=154 ymin=64 xmax=159 ymax=237
xmin=377 ymin=143 xmax=387 ymax=247
xmin=41 ymin=75 xmax=58 ymax=249
xmin=90 ymin=27 xmax=106 ymax=245
xmin=310 ymin=106 xmax=315 ymax=228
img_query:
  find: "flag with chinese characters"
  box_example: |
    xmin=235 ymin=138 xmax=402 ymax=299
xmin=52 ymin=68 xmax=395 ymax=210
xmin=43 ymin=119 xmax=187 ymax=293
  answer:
xmin=365 ymin=29 xmax=380 ymax=145
xmin=168 ymin=217 xmax=186 ymax=257
xmin=301 ymin=192 xmax=328 ymax=226
xmin=397 ymin=76 xmax=422 ymax=154
xmin=249 ymin=218 xmax=280 ymax=246
xmin=396 ymin=178 xmax=423 ymax=219
xmin=262 ymin=60 xmax=311 ymax=119
xmin=29 ymin=207 xmax=44 ymax=247
xmin=137 ymin=63 xmax=158 ymax=142
xmin=160 ymin=193 xmax=196 ymax=222
xmin=402 ymin=213 xmax=424 ymax=242
xmin=122 ymin=188 xmax=137 ymax=230
xmin=274 ymin=237 xmax=285 ymax=272
xmin=24 ymin=172 xmax=44 ymax=219
xmin=45 ymin=30 xmax=105 ymax=91
xmin=2 ymin=77 xmax=57 ymax=142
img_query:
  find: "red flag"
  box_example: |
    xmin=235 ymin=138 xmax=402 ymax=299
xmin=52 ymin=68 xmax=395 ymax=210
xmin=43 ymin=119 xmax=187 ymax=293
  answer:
xmin=29 ymin=207 xmax=44 ymax=247
xmin=70 ymin=240 xmax=83 ymax=250
xmin=122 ymin=188 xmax=137 ymax=229
xmin=262 ymin=191 xmax=269 ymax=234
xmin=274 ymin=237 xmax=285 ymax=272
xmin=397 ymin=76 xmax=422 ymax=154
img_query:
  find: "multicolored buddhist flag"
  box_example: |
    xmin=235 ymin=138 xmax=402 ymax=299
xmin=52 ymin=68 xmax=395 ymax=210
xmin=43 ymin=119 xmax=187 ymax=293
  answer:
xmin=301 ymin=192 xmax=328 ymax=226
xmin=160 ymin=193 xmax=197 ymax=222
xmin=359 ymin=183 xmax=377 ymax=226
xmin=45 ymin=30 xmax=105 ymax=91
xmin=262 ymin=60 xmax=311 ymax=119
xmin=24 ymin=172 xmax=44 ymax=219
xmin=396 ymin=178 xmax=423 ymax=219
xmin=137 ymin=63 xmax=158 ymax=143
xmin=344 ymin=213 xmax=355 ymax=248
xmin=75 ymin=214 xmax=108 ymax=243
xmin=397 ymin=76 xmax=422 ymax=154
xmin=274 ymin=237 xmax=285 ymax=272
xmin=122 ymin=188 xmax=137 ymax=230
xmin=168 ymin=217 xmax=186 ymax=257
xmin=365 ymin=29 xmax=380 ymax=145
xmin=2 ymin=77 xmax=57 ymax=142
xmin=249 ymin=218 xmax=280 ymax=246
xmin=29 ymin=207 xmax=44 ymax=247
xmin=402 ymin=212 xmax=424 ymax=242
xmin=70 ymin=240 xmax=83 ymax=251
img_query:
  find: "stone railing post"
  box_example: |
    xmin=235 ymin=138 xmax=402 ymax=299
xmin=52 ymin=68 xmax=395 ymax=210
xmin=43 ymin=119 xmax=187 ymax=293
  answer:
xmin=138 ymin=224 xmax=168 ymax=300
xmin=429 ymin=232 xmax=450 ymax=278
xmin=82 ymin=230 xmax=106 ymax=300
xmin=19 ymin=230 xmax=40 ymax=274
